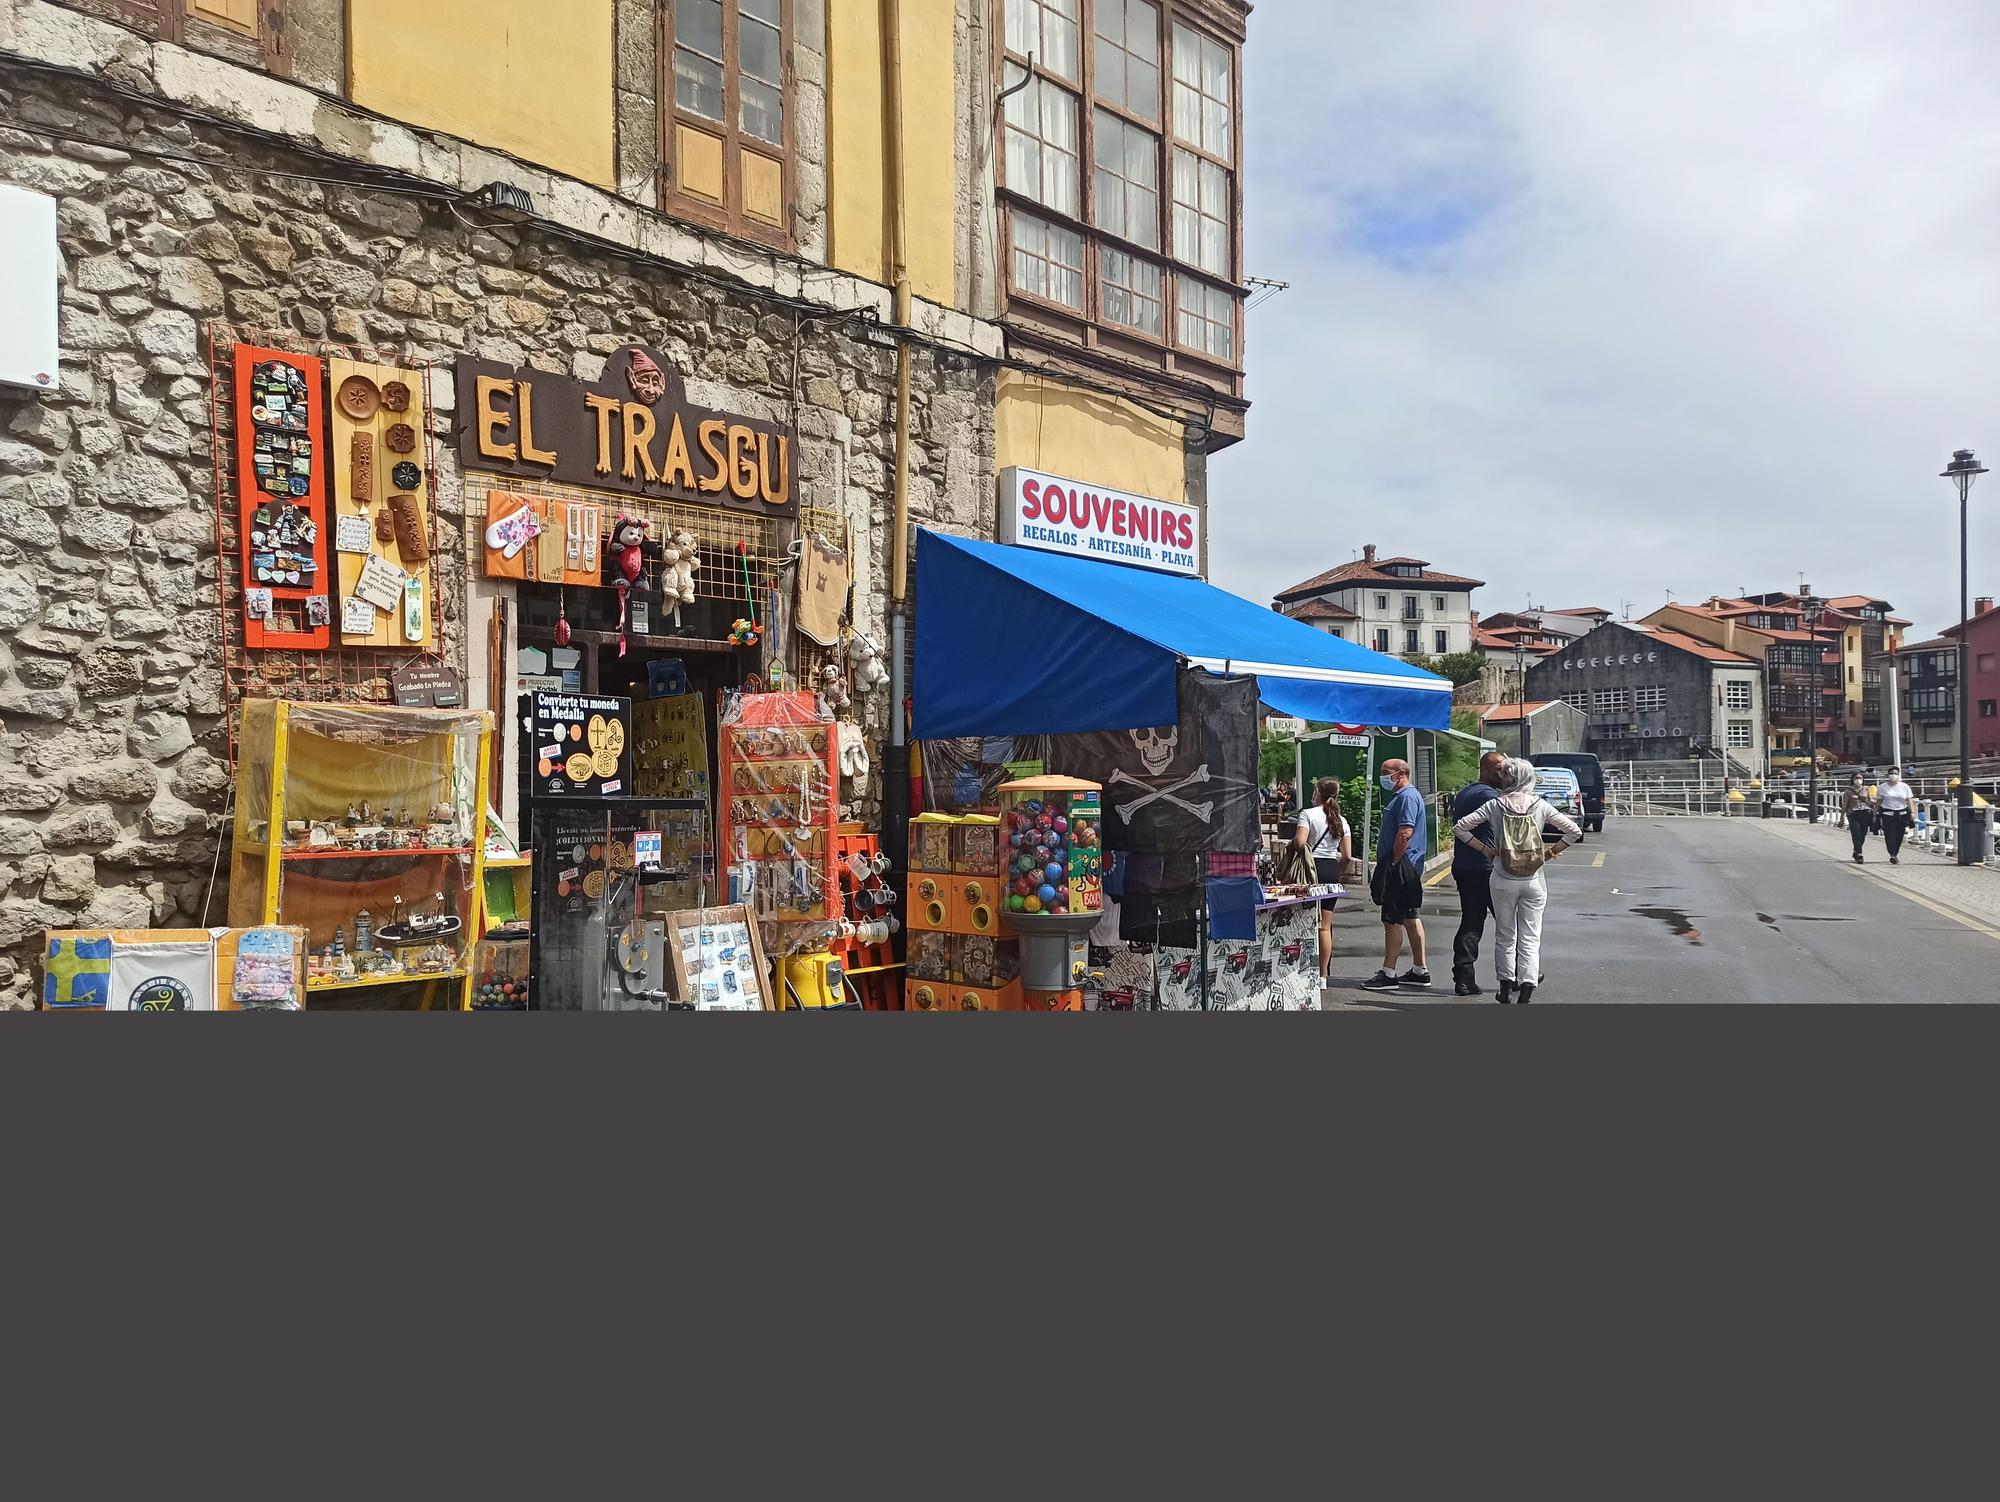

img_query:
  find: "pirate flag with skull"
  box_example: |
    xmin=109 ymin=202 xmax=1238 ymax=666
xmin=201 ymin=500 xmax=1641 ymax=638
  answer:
xmin=1046 ymin=667 xmax=1260 ymax=854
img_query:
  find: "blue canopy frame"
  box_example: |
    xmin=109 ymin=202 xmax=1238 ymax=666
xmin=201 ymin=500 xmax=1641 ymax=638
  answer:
xmin=912 ymin=529 xmax=1452 ymax=739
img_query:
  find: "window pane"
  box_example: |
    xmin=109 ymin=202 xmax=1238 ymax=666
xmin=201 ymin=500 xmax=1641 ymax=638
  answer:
xmin=1044 ymin=2 xmax=1078 ymax=78
xmin=1006 ymin=0 xmax=1033 ymax=56
xmin=1204 ymin=98 xmax=1231 ymax=159
xmin=1126 ymin=124 xmax=1155 ymax=184
xmin=678 ymin=0 xmax=723 ymax=59
xmin=1006 ymin=131 xmax=1040 ymax=204
xmin=740 ymin=15 xmax=782 ymax=84
xmin=1200 ymin=157 xmax=1227 ymax=215
xmin=1096 ymin=37 xmax=1126 ymax=108
xmin=1203 ymin=36 xmax=1230 ymax=102
xmin=1006 ymin=80 xmax=1079 ymax=216
xmin=740 ymin=77 xmax=783 ymax=145
xmin=1173 ymin=80 xmax=1200 ymax=142
xmin=740 ymin=0 xmax=779 ymax=22
xmin=1199 ymin=215 xmax=1225 ymax=273
xmin=1130 ymin=1 xmax=1159 ymax=62
xmin=675 ymin=48 xmax=724 ymax=120
xmin=1128 ymin=59 xmax=1159 ymax=121
xmin=1012 ymin=211 xmax=1082 ymax=309
xmin=1172 ymin=23 xmax=1199 ymax=83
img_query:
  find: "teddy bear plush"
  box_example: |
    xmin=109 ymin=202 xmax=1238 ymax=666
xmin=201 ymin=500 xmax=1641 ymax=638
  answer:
xmin=849 ymin=632 xmax=889 ymax=694
xmin=819 ymin=662 xmax=850 ymax=712
xmin=662 ymin=527 xmax=699 ymax=628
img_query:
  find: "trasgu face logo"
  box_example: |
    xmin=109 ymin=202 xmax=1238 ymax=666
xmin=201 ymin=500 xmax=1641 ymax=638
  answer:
xmin=130 ymin=975 xmax=195 ymax=1011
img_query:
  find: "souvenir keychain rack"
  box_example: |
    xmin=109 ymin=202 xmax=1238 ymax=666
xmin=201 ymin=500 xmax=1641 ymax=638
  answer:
xmin=718 ymin=690 xmax=840 ymax=956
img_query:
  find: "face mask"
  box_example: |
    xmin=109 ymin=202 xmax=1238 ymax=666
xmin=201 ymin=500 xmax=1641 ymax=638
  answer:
xmin=1380 ymin=775 xmax=1398 ymax=792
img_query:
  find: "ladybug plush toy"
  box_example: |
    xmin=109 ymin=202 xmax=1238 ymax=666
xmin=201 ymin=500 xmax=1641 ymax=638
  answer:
xmin=605 ymin=513 xmax=656 ymax=656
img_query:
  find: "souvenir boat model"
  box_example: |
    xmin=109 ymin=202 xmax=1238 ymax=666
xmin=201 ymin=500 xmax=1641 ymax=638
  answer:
xmin=374 ymin=893 xmax=463 ymax=946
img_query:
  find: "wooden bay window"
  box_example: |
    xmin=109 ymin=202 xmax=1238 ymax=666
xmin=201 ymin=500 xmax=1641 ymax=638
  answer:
xmin=999 ymin=0 xmax=1243 ymax=375
xmin=55 ymin=1 xmax=287 ymax=73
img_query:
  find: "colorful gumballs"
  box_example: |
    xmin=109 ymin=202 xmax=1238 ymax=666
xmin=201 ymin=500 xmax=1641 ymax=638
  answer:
xmin=1045 ymin=862 xmax=1064 ymax=883
xmin=1054 ymin=816 xmax=1069 ymax=834
xmin=1038 ymin=883 xmax=1057 ymax=905
xmin=1025 ymin=895 xmax=1043 ymax=913
xmin=1008 ymin=894 xmax=1026 ymax=911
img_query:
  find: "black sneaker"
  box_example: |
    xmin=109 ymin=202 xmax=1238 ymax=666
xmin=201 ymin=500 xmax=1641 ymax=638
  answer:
xmin=1360 ymin=970 xmax=1400 ymax=992
xmin=1397 ymin=968 xmax=1434 ymax=989
xmin=1516 ymin=983 xmax=1537 ymax=1004
xmin=1497 ymin=982 xmax=1515 ymax=1004
xmin=1453 ymin=978 xmax=1483 ymax=996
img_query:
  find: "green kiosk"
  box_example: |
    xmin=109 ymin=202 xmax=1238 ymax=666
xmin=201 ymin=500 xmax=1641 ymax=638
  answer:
xmin=1289 ymin=723 xmax=1495 ymax=865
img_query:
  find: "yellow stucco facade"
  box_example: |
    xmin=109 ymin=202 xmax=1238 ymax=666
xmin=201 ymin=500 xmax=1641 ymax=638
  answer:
xmin=347 ymin=0 xmax=615 ymax=189
xmin=994 ymin=371 xmax=1188 ymax=503
xmin=827 ymin=0 xmax=958 ymax=306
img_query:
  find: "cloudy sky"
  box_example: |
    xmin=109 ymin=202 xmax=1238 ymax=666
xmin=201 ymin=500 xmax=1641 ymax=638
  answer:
xmin=1210 ymin=0 xmax=2000 ymax=639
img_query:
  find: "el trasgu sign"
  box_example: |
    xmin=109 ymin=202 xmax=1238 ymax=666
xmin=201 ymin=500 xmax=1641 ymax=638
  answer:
xmin=456 ymin=345 xmax=794 ymax=517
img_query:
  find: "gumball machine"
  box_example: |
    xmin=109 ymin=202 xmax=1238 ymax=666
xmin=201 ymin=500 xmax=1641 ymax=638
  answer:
xmin=997 ymin=775 xmax=1102 ymax=1003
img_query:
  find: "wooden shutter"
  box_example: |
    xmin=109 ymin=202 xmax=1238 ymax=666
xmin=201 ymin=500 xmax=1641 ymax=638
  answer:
xmin=186 ymin=0 xmax=259 ymax=32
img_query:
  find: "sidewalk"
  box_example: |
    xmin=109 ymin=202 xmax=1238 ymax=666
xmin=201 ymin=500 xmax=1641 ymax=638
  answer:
xmin=1753 ymin=816 xmax=2000 ymax=933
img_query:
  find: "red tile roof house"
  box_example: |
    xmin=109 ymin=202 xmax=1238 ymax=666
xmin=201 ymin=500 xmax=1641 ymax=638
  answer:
xmin=1273 ymin=544 xmax=1484 ymax=660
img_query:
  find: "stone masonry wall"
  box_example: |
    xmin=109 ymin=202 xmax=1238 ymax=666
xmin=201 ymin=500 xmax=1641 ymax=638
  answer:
xmin=0 ymin=62 xmax=995 ymax=1007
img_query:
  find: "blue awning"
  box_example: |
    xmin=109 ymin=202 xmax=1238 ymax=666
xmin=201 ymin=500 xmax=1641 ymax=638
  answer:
xmin=912 ymin=530 xmax=1452 ymax=739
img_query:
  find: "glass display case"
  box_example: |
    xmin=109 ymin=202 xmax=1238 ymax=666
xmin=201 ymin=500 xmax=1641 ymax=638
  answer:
xmin=229 ymin=700 xmax=492 ymax=1009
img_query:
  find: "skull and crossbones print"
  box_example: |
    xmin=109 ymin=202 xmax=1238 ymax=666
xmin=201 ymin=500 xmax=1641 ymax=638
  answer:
xmin=1112 ymin=726 xmax=1215 ymax=823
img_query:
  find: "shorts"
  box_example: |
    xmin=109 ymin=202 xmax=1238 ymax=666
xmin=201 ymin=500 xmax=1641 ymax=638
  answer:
xmin=1313 ymin=857 xmax=1343 ymax=909
xmin=1373 ymin=856 xmax=1423 ymax=925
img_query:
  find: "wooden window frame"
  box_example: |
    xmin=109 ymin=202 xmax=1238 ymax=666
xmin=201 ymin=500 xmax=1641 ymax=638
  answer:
xmin=658 ymin=0 xmax=796 ymax=252
xmin=1098 ymin=244 xmax=1164 ymax=337
xmin=997 ymin=0 xmax=1244 ymax=375
xmin=1002 ymin=73 xmax=1082 ymax=220
xmin=55 ymin=1 xmax=288 ymax=75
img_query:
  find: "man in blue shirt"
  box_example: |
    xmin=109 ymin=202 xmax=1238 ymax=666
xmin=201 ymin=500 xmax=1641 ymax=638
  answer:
xmin=1362 ymin=758 xmax=1433 ymax=991
xmin=1447 ymin=752 xmax=1506 ymax=997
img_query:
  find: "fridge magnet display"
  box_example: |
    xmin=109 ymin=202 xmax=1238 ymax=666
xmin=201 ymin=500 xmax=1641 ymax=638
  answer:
xmin=233 ymin=343 xmax=331 ymax=649
xmin=245 ymin=587 xmax=272 ymax=620
xmin=665 ymin=903 xmax=771 ymax=1011
xmin=305 ymin=594 xmax=330 ymax=627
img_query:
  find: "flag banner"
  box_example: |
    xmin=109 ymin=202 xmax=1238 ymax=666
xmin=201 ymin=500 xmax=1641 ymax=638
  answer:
xmin=1048 ymin=669 xmax=1260 ymax=854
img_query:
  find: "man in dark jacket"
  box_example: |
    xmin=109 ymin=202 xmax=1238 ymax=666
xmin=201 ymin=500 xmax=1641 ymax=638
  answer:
xmin=1450 ymin=752 xmax=1507 ymax=996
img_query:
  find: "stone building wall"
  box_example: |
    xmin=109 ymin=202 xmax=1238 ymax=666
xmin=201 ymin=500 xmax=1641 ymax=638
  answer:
xmin=0 ymin=59 xmax=995 ymax=1007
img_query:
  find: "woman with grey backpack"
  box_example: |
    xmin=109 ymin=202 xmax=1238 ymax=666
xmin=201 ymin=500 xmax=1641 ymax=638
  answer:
xmin=1452 ymin=758 xmax=1580 ymax=1003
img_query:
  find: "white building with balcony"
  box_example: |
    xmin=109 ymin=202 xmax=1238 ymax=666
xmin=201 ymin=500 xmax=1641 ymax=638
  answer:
xmin=1272 ymin=545 xmax=1483 ymax=660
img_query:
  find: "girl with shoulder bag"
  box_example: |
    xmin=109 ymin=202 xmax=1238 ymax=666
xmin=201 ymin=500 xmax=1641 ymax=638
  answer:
xmin=1293 ymin=777 xmax=1353 ymax=989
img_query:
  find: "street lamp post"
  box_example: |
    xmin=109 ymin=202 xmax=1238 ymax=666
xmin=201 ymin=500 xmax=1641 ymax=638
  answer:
xmin=1801 ymin=595 xmax=1824 ymax=825
xmin=1515 ymin=606 xmax=1543 ymax=760
xmin=1942 ymin=448 xmax=1987 ymax=864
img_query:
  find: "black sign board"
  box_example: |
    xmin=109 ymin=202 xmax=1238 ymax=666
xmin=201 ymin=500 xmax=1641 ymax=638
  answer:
xmin=524 ymin=692 xmax=633 ymax=798
xmin=456 ymin=345 xmax=795 ymax=517
xmin=392 ymin=662 xmax=464 ymax=708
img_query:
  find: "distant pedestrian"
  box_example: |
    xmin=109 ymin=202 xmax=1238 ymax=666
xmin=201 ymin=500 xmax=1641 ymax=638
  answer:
xmin=1292 ymin=776 xmax=1353 ymax=989
xmin=1453 ymin=757 xmax=1580 ymax=1003
xmin=1876 ymin=766 xmax=1916 ymax=864
xmin=1361 ymin=759 xmax=1432 ymax=991
xmin=1449 ymin=751 xmax=1507 ymax=996
xmin=1842 ymin=774 xmax=1873 ymax=863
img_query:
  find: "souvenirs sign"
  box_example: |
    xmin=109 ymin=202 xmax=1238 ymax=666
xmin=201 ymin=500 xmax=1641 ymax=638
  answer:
xmin=456 ymin=344 xmax=796 ymax=517
xmin=998 ymin=466 xmax=1201 ymax=577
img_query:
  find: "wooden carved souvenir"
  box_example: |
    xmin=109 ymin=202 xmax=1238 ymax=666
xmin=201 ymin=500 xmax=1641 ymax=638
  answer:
xmin=233 ymin=343 xmax=331 ymax=650
xmin=350 ymin=432 xmax=375 ymax=505
xmin=328 ymin=357 xmax=432 ymax=647
xmin=388 ymin=492 xmax=429 ymax=563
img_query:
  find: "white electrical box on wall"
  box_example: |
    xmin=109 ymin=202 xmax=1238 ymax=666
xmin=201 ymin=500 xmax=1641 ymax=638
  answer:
xmin=0 ymin=184 xmax=59 ymax=393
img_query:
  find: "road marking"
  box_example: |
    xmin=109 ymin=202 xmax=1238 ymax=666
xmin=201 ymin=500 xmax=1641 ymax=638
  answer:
xmin=1841 ymin=865 xmax=2000 ymax=943
xmin=1591 ymin=851 xmax=1606 ymax=868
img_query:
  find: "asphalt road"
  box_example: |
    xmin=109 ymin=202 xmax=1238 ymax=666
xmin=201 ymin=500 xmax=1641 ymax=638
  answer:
xmin=1328 ymin=815 xmax=2000 ymax=1004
